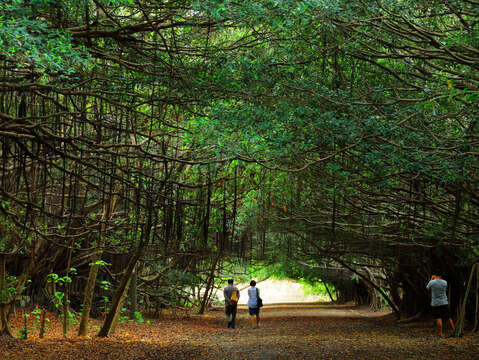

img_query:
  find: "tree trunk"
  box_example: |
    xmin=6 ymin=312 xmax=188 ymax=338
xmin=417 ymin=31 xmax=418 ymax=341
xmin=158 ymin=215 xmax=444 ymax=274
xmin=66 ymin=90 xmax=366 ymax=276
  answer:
xmin=457 ymin=263 xmax=477 ymax=335
xmin=98 ymin=202 xmax=152 ymax=338
xmin=0 ymin=254 xmax=13 ymax=337
xmin=474 ymin=265 xmax=479 ymax=332
xmin=98 ymin=256 xmax=138 ymax=336
xmin=333 ymin=257 xmax=400 ymax=317
xmin=79 ymin=183 xmax=120 ymax=336
xmin=97 ymin=244 xmax=144 ymax=337
xmin=198 ymin=253 xmax=220 ymax=315
xmin=39 ymin=307 xmax=46 ymax=338
xmin=364 ymin=267 xmax=380 ymax=311
xmin=128 ymin=269 xmax=138 ymax=320
xmin=62 ymin=247 xmax=73 ymax=338
xmin=78 ymin=248 xmax=103 ymax=336
xmin=321 ymin=279 xmax=335 ymax=303
xmin=109 ymin=274 xmax=133 ymax=335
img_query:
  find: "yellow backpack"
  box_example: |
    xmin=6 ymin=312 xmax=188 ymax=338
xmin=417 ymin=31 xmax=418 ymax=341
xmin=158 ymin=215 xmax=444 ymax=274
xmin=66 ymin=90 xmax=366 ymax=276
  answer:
xmin=230 ymin=290 xmax=238 ymax=304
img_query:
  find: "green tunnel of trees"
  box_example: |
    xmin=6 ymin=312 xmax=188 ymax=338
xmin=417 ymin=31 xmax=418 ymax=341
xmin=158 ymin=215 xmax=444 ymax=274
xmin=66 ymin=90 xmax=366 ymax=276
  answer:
xmin=0 ymin=0 xmax=478 ymax=337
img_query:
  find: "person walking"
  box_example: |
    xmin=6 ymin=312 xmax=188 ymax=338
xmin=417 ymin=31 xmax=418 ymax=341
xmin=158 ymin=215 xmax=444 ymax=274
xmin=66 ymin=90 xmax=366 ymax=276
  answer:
xmin=426 ymin=271 xmax=455 ymax=338
xmin=224 ymin=279 xmax=239 ymax=329
xmin=247 ymin=280 xmax=261 ymax=328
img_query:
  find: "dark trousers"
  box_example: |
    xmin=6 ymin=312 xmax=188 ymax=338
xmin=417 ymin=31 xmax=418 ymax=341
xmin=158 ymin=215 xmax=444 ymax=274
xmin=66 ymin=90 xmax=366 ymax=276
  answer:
xmin=225 ymin=304 xmax=237 ymax=326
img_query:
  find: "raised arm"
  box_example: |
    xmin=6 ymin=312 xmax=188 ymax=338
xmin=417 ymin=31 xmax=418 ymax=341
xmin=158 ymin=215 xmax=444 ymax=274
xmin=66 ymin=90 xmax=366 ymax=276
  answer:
xmin=426 ymin=280 xmax=433 ymax=290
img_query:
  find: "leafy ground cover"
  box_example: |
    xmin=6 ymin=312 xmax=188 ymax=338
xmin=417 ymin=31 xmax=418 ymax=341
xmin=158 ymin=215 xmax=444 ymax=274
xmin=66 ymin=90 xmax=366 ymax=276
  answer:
xmin=1 ymin=304 xmax=477 ymax=360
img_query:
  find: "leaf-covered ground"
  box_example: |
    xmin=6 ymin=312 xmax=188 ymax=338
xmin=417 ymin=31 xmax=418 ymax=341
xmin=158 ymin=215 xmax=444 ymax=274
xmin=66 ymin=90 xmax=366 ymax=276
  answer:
xmin=1 ymin=304 xmax=477 ymax=360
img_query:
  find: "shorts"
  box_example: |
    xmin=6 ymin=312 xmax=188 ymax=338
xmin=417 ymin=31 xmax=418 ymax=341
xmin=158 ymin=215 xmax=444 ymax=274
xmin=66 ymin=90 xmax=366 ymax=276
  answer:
xmin=431 ymin=305 xmax=450 ymax=320
xmin=249 ymin=307 xmax=260 ymax=316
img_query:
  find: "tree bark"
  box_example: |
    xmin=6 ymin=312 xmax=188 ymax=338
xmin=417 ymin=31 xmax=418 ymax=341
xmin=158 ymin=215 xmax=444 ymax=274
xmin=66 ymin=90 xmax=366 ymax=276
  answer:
xmin=79 ymin=183 xmax=120 ymax=336
xmin=109 ymin=274 xmax=132 ymax=335
xmin=98 ymin=201 xmax=152 ymax=337
xmin=39 ymin=307 xmax=46 ymax=338
xmin=364 ymin=267 xmax=380 ymax=311
xmin=128 ymin=269 xmax=138 ymax=320
xmin=98 ymin=246 xmax=143 ymax=337
xmin=333 ymin=257 xmax=400 ymax=317
xmin=62 ymin=247 xmax=73 ymax=338
xmin=78 ymin=247 xmax=103 ymax=336
xmin=0 ymin=254 xmax=13 ymax=337
xmin=321 ymin=279 xmax=335 ymax=303
xmin=473 ymin=264 xmax=479 ymax=332
xmin=198 ymin=252 xmax=220 ymax=315
xmin=457 ymin=263 xmax=477 ymax=335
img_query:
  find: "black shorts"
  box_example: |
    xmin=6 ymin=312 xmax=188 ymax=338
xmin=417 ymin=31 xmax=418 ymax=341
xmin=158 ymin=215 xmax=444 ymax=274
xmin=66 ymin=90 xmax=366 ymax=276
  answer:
xmin=431 ymin=305 xmax=450 ymax=320
xmin=249 ymin=307 xmax=260 ymax=316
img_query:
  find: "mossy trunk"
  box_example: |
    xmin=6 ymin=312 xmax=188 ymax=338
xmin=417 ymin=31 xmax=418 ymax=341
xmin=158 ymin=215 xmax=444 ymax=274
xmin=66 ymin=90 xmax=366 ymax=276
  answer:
xmin=128 ymin=270 xmax=137 ymax=320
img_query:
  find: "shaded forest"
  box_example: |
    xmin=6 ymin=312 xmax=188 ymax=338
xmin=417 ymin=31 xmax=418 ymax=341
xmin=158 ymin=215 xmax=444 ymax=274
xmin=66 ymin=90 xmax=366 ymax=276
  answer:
xmin=0 ymin=0 xmax=478 ymax=341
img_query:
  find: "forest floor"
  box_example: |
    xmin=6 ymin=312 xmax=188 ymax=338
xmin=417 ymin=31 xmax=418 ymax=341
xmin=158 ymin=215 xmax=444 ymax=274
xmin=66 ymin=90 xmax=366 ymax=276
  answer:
xmin=1 ymin=303 xmax=478 ymax=360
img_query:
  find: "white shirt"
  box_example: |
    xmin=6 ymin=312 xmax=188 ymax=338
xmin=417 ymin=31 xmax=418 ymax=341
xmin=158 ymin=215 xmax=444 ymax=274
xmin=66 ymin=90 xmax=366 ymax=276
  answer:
xmin=426 ymin=279 xmax=448 ymax=306
xmin=247 ymin=286 xmax=260 ymax=308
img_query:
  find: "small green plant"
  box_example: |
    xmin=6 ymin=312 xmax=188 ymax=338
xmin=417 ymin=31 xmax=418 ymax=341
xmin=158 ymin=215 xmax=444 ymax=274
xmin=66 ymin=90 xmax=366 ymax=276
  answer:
xmin=47 ymin=271 xmax=74 ymax=306
xmin=134 ymin=311 xmax=144 ymax=323
xmin=18 ymin=312 xmax=29 ymax=339
xmin=98 ymin=278 xmax=112 ymax=313
xmin=118 ymin=306 xmax=129 ymax=323
xmin=47 ymin=270 xmax=76 ymax=331
xmin=31 ymin=307 xmax=42 ymax=331
xmin=100 ymin=295 xmax=110 ymax=313
xmin=32 ymin=307 xmax=51 ymax=338
xmin=1 ymin=274 xmax=20 ymax=306
xmin=18 ymin=327 xmax=28 ymax=339
xmin=99 ymin=280 xmax=112 ymax=291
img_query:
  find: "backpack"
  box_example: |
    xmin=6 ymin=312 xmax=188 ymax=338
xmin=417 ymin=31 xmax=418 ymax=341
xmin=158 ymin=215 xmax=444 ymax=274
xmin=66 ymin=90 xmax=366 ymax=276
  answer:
xmin=230 ymin=290 xmax=239 ymax=304
xmin=256 ymin=288 xmax=263 ymax=308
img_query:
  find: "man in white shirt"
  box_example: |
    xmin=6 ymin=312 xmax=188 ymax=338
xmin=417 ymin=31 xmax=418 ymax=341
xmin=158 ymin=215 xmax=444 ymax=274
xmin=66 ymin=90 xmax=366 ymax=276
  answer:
xmin=426 ymin=272 xmax=455 ymax=338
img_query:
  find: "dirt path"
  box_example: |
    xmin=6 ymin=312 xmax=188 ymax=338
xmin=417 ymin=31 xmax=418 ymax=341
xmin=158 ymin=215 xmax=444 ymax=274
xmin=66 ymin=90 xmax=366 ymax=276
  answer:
xmin=1 ymin=304 xmax=477 ymax=360
xmin=193 ymin=304 xmax=477 ymax=360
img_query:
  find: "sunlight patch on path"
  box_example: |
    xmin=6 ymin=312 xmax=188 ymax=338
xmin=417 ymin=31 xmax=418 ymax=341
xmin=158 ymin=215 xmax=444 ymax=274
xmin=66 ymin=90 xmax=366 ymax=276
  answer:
xmin=215 ymin=279 xmax=329 ymax=305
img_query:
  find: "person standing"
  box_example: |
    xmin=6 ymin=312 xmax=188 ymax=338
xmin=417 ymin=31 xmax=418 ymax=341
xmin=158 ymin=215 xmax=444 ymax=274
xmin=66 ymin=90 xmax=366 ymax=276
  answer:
xmin=247 ymin=280 xmax=261 ymax=328
xmin=224 ymin=279 xmax=239 ymax=329
xmin=426 ymin=272 xmax=455 ymax=338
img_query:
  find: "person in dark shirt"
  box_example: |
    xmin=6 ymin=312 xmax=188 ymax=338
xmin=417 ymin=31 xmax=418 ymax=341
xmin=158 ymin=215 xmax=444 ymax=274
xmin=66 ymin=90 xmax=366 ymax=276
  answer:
xmin=224 ymin=279 xmax=240 ymax=328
